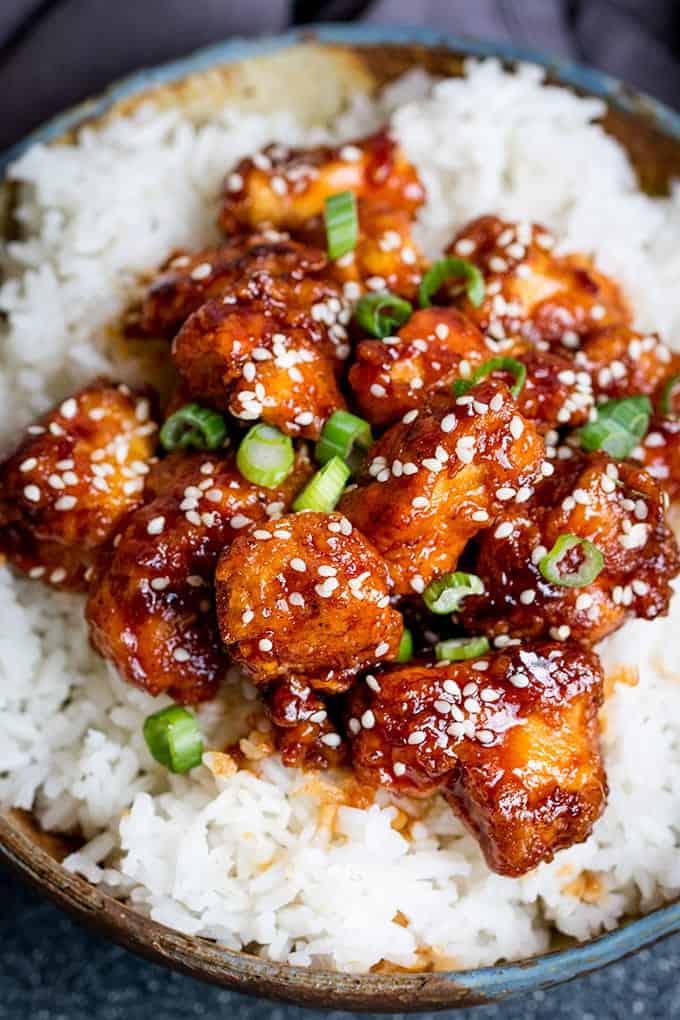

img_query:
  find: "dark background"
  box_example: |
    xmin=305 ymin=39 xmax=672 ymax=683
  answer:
xmin=2 ymin=2 xmax=680 ymax=1017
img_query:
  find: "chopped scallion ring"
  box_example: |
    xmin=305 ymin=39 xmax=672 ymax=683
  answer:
xmin=293 ymin=456 xmax=351 ymax=512
xmin=419 ymin=257 xmax=485 ymax=309
xmin=423 ymin=572 xmax=485 ymax=614
xmin=324 ymin=191 xmax=358 ymax=260
xmin=435 ymin=636 xmax=490 ymax=662
xmin=578 ymin=395 xmax=652 ymax=459
xmin=354 ymin=291 xmax=413 ymax=338
xmin=539 ymin=533 xmax=604 ymax=589
xmin=453 ymin=357 xmax=527 ymax=400
xmin=660 ymin=372 xmax=680 ymax=418
xmin=315 ymin=410 xmax=373 ymax=466
xmin=236 ymin=424 xmax=294 ymax=489
xmin=143 ymin=705 xmax=204 ymax=773
xmin=396 ymin=627 xmax=413 ymax=663
xmin=160 ymin=403 xmax=227 ymax=452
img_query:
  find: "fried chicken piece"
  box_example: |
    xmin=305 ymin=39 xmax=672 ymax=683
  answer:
xmin=126 ymin=233 xmax=332 ymax=339
xmin=349 ymin=307 xmax=489 ymax=427
xmin=215 ymin=511 xmax=403 ymax=692
xmin=346 ymin=642 xmax=606 ymax=876
xmin=511 ymin=348 xmax=594 ymax=430
xmin=172 ymin=297 xmax=346 ymax=438
xmin=0 ymin=381 xmax=158 ymax=589
xmin=338 ymin=379 xmax=545 ymax=594
xmin=447 ymin=216 xmax=630 ymax=349
xmin=86 ymin=450 xmax=311 ymax=703
xmin=218 ymin=131 xmax=424 ymax=235
xmin=268 ymin=677 xmax=346 ymax=769
xmin=462 ymin=452 xmax=680 ymax=645
xmin=633 ymin=418 xmax=680 ymax=502
xmin=575 ymin=325 xmax=674 ymax=400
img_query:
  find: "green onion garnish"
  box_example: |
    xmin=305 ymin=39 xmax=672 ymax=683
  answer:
xmin=423 ymin=572 xmax=485 ymax=615
xmin=315 ymin=410 xmax=373 ymax=466
xmin=435 ymin=636 xmax=490 ymax=662
xmin=324 ymin=191 xmax=358 ymax=260
xmin=396 ymin=627 xmax=413 ymax=663
xmin=236 ymin=423 xmax=294 ymax=489
xmin=453 ymin=357 xmax=527 ymax=400
xmin=293 ymin=456 xmax=351 ymax=512
xmin=660 ymin=372 xmax=680 ymax=418
xmin=539 ymin=534 xmax=604 ymax=589
xmin=419 ymin=257 xmax=485 ymax=309
xmin=578 ymin=395 xmax=652 ymax=459
xmin=143 ymin=705 xmax=204 ymax=773
xmin=354 ymin=291 xmax=413 ymax=338
xmin=160 ymin=403 xmax=227 ymax=452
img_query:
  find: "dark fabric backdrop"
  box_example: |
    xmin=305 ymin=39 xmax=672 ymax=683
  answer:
xmin=0 ymin=0 xmax=679 ymax=150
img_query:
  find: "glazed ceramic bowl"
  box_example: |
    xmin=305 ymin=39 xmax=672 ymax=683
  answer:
xmin=2 ymin=25 xmax=680 ymax=1012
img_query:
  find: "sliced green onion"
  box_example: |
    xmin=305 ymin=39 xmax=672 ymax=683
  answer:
xmin=396 ymin=627 xmax=413 ymax=663
xmin=293 ymin=456 xmax=350 ymax=512
xmin=539 ymin=534 xmax=604 ymax=589
xmin=419 ymin=257 xmax=485 ymax=309
xmin=160 ymin=403 xmax=227 ymax=452
xmin=324 ymin=191 xmax=358 ymax=260
xmin=578 ymin=395 xmax=652 ymax=459
xmin=143 ymin=705 xmax=204 ymax=773
xmin=236 ymin=423 xmax=294 ymax=489
xmin=355 ymin=291 xmax=413 ymax=338
xmin=315 ymin=410 xmax=373 ymax=466
xmin=453 ymin=357 xmax=527 ymax=400
xmin=423 ymin=572 xmax=485 ymax=615
xmin=660 ymin=372 xmax=680 ymax=418
xmin=435 ymin=636 xmax=490 ymax=662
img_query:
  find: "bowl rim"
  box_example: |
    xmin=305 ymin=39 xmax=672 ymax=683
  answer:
xmin=2 ymin=22 xmax=680 ymax=1011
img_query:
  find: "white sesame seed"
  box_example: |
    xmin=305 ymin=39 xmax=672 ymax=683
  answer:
xmin=48 ymin=474 xmax=64 ymax=490
xmin=375 ymin=641 xmax=389 ymax=657
xmin=19 ymin=458 xmax=38 ymax=472
xmin=318 ymin=565 xmax=337 ymax=578
xmin=509 ymin=416 xmax=524 ymax=439
xmin=412 ymin=496 xmax=429 ymax=509
xmin=190 ymin=262 xmax=212 ymax=281
xmin=173 ymin=647 xmax=190 ymax=662
xmin=509 ymin=671 xmax=529 ymax=688
xmin=441 ymin=413 xmax=457 ymax=433
xmin=472 ymin=509 xmax=490 ymax=523
xmin=495 ymin=521 xmax=513 ymax=539
xmin=55 ymin=495 xmax=77 ymax=511
xmin=147 ymin=516 xmax=165 ymax=536
xmin=361 ymin=710 xmax=376 ymax=729
xmin=230 ymin=514 xmax=252 ymax=529
xmin=254 ymin=530 xmax=272 ymax=540
xmin=407 ymin=731 xmax=426 ymax=746
xmin=519 ymin=589 xmax=536 ymax=605
xmin=321 ymin=733 xmax=342 ymax=748
xmin=410 ymin=575 xmax=425 ymax=593
xmin=315 ymin=578 xmax=339 ymax=598
xmin=393 ymin=761 xmax=406 ymax=776
xmin=370 ymin=383 xmax=387 ymax=398
xmin=402 ymin=409 xmax=419 ymax=424
xmin=496 ymin=487 xmax=516 ymax=501
xmin=151 ymin=577 xmax=170 ymax=591
xmin=23 ymin=485 xmax=41 ymax=502
xmin=49 ymin=568 xmax=67 ymax=584
xmin=290 ymin=558 xmax=307 ymax=573
xmin=575 ymin=593 xmax=594 ymax=612
xmin=60 ymin=398 xmax=77 ymax=419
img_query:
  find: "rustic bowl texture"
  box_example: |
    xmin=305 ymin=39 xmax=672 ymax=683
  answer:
xmin=2 ymin=24 xmax=680 ymax=1013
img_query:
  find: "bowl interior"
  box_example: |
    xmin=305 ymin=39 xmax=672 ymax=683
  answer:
xmin=2 ymin=25 xmax=680 ymax=1012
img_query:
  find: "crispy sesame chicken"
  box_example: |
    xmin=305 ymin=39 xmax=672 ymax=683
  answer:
xmin=268 ymin=677 xmax=346 ymax=770
xmin=575 ymin=325 xmax=674 ymax=400
xmin=447 ymin=215 xmax=630 ymax=349
xmin=462 ymin=453 xmax=680 ymax=645
xmin=126 ymin=234 xmax=332 ymax=340
xmin=215 ymin=511 xmax=403 ymax=692
xmin=633 ymin=417 xmax=680 ymax=501
xmin=172 ymin=297 xmax=346 ymax=439
xmin=346 ymin=642 xmax=606 ymax=876
xmin=339 ymin=379 xmax=545 ymax=594
xmin=0 ymin=381 xmax=158 ymax=589
xmin=218 ymin=131 xmax=424 ymax=235
xmin=86 ymin=450 xmax=312 ymax=703
xmin=349 ymin=307 xmax=489 ymax=427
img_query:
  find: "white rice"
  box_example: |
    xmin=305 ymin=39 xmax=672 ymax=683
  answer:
xmin=1 ymin=59 xmax=680 ymax=973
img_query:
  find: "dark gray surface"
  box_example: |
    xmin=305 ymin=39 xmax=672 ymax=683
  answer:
xmin=2 ymin=864 xmax=680 ymax=1018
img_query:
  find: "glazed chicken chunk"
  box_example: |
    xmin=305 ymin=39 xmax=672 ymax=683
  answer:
xmin=86 ymin=450 xmax=311 ymax=703
xmin=218 ymin=130 xmax=424 ymax=235
xmin=462 ymin=452 xmax=680 ymax=645
xmin=575 ymin=325 xmax=674 ymax=400
xmin=268 ymin=677 xmax=346 ymax=770
xmin=633 ymin=417 xmax=680 ymax=501
xmin=347 ymin=642 xmax=607 ymax=876
xmin=215 ymin=511 xmax=403 ymax=692
xmin=172 ymin=296 xmax=346 ymax=439
xmin=447 ymin=215 xmax=629 ymax=349
xmin=0 ymin=381 xmax=157 ymax=589
xmin=339 ymin=379 xmax=545 ymax=594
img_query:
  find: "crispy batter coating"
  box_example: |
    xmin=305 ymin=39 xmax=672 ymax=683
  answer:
xmin=447 ymin=216 xmax=629 ymax=348
xmin=339 ymin=379 xmax=545 ymax=594
xmin=0 ymin=381 xmax=158 ymax=589
xmin=127 ymin=234 xmax=331 ymax=339
xmin=575 ymin=325 xmax=674 ymax=400
xmin=349 ymin=308 xmax=489 ymax=427
xmin=268 ymin=677 xmax=346 ymax=770
xmin=86 ymin=450 xmax=311 ymax=703
xmin=172 ymin=297 xmax=346 ymax=438
xmin=462 ymin=452 xmax=680 ymax=645
xmin=346 ymin=642 xmax=606 ymax=876
xmin=218 ymin=131 xmax=424 ymax=235
xmin=215 ymin=511 xmax=403 ymax=692
xmin=511 ymin=348 xmax=594 ymax=430
xmin=633 ymin=417 xmax=680 ymax=502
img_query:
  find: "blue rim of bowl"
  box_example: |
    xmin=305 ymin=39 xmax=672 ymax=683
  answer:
xmin=1 ymin=23 xmax=679 ymax=1004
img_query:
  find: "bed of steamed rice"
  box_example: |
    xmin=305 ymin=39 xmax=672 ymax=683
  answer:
xmin=1 ymin=59 xmax=680 ymax=973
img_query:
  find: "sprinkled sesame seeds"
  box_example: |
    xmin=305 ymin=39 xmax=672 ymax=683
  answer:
xmin=150 ymin=577 xmax=170 ymax=591
xmin=258 ymin=638 xmax=273 ymax=652
xmin=60 ymin=398 xmax=77 ymax=419
xmin=393 ymin=761 xmax=406 ymax=776
xmin=361 ymin=710 xmax=376 ymax=729
xmin=315 ymin=578 xmax=339 ymax=598
xmin=495 ymin=521 xmax=513 ymax=539
xmin=321 ymin=733 xmax=342 ymax=748
xmin=441 ymin=413 xmax=457 ymax=433
xmin=407 ymin=730 xmax=426 ymax=746
xmin=50 ymin=568 xmax=67 ymax=584
xmin=55 ymin=495 xmax=77 ymax=511
xmin=190 ymin=262 xmax=212 ymax=280
xmin=290 ymin=558 xmax=307 ymax=572
xmin=147 ymin=516 xmax=165 ymax=536
xmin=375 ymin=641 xmax=390 ymax=657
xmin=173 ymin=647 xmax=190 ymax=662
xmin=19 ymin=458 xmax=37 ymax=472
xmin=402 ymin=409 xmax=419 ymax=424
xmin=23 ymin=484 xmax=41 ymax=502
